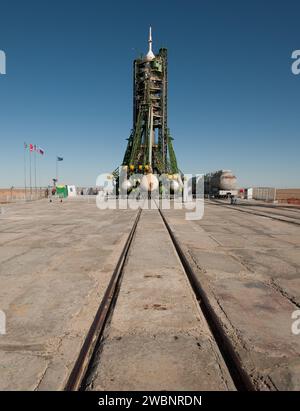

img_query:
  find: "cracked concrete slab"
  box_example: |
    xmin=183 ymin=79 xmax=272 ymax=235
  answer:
xmin=0 ymin=199 xmax=137 ymax=390
xmin=164 ymin=202 xmax=300 ymax=390
xmin=89 ymin=210 xmax=235 ymax=391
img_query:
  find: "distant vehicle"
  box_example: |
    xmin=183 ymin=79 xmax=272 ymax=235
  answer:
xmin=204 ymin=170 xmax=238 ymax=198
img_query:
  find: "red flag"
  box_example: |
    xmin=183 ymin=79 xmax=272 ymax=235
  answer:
xmin=29 ymin=144 xmax=34 ymax=152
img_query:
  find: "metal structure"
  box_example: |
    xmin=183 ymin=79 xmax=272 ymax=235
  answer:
xmin=115 ymin=27 xmax=179 ymax=180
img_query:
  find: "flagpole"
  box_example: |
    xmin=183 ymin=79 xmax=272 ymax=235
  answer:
xmin=29 ymin=149 xmax=32 ymax=198
xmin=56 ymin=156 xmax=58 ymax=182
xmin=24 ymin=143 xmax=27 ymax=200
xmin=34 ymin=146 xmax=37 ymax=197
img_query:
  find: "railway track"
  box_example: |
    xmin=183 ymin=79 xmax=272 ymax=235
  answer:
xmin=64 ymin=205 xmax=255 ymax=391
xmin=209 ymin=199 xmax=300 ymax=226
xmin=275 ymin=206 xmax=300 ymax=213
xmin=226 ymin=203 xmax=300 ymax=215
xmin=156 ymin=206 xmax=254 ymax=391
xmin=225 ymin=203 xmax=300 ymax=220
xmin=64 ymin=208 xmax=142 ymax=391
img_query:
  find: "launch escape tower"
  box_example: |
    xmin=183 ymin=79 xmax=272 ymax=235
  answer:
xmin=116 ymin=27 xmax=179 ymax=179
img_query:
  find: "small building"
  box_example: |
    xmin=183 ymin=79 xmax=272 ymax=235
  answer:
xmin=56 ymin=185 xmax=77 ymax=198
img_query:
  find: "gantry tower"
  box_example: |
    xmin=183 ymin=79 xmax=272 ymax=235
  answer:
xmin=119 ymin=27 xmax=179 ymax=177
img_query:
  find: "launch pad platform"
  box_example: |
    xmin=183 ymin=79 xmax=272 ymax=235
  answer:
xmin=1 ymin=198 xmax=300 ymax=390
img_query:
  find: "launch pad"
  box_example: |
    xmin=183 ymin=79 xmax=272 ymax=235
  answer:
xmin=1 ymin=198 xmax=300 ymax=390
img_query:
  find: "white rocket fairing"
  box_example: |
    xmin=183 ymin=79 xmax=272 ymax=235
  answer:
xmin=146 ymin=26 xmax=155 ymax=61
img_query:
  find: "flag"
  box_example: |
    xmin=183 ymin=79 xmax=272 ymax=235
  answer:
xmin=24 ymin=142 xmax=28 ymax=149
xmin=37 ymin=147 xmax=45 ymax=155
xmin=57 ymin=156 xmax=63 ymax=161
xmin=29 ymin=144 xmax=34 ymax=152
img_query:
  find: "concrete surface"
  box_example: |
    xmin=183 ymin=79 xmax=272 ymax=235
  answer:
xmin=164 ymin=201 xmax=300 ymax=390
xmin=1 ymin=197 xmax=300 ymax=391
xmin=0 ymin=199 xmax=136 ymax=390
xmin=89 ymin=209 xmax=235 ymax=391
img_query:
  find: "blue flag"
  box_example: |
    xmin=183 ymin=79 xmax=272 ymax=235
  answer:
xmin=57 ymin=156 xmax=63 ymax=161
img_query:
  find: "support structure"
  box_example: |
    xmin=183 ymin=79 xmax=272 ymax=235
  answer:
xmin=116 ymin=27 xmax=179 ymax=179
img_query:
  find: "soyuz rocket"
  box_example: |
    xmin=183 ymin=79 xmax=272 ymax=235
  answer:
xmin=115 ymin=27 xmax=181 ymax=194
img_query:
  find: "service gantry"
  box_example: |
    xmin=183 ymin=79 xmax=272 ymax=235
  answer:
xmin=117 ymin=27 xmax=179 ymax=178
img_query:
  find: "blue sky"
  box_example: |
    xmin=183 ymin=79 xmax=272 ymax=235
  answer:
xmin=0 ymin=0 xmax=299 ymax=188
